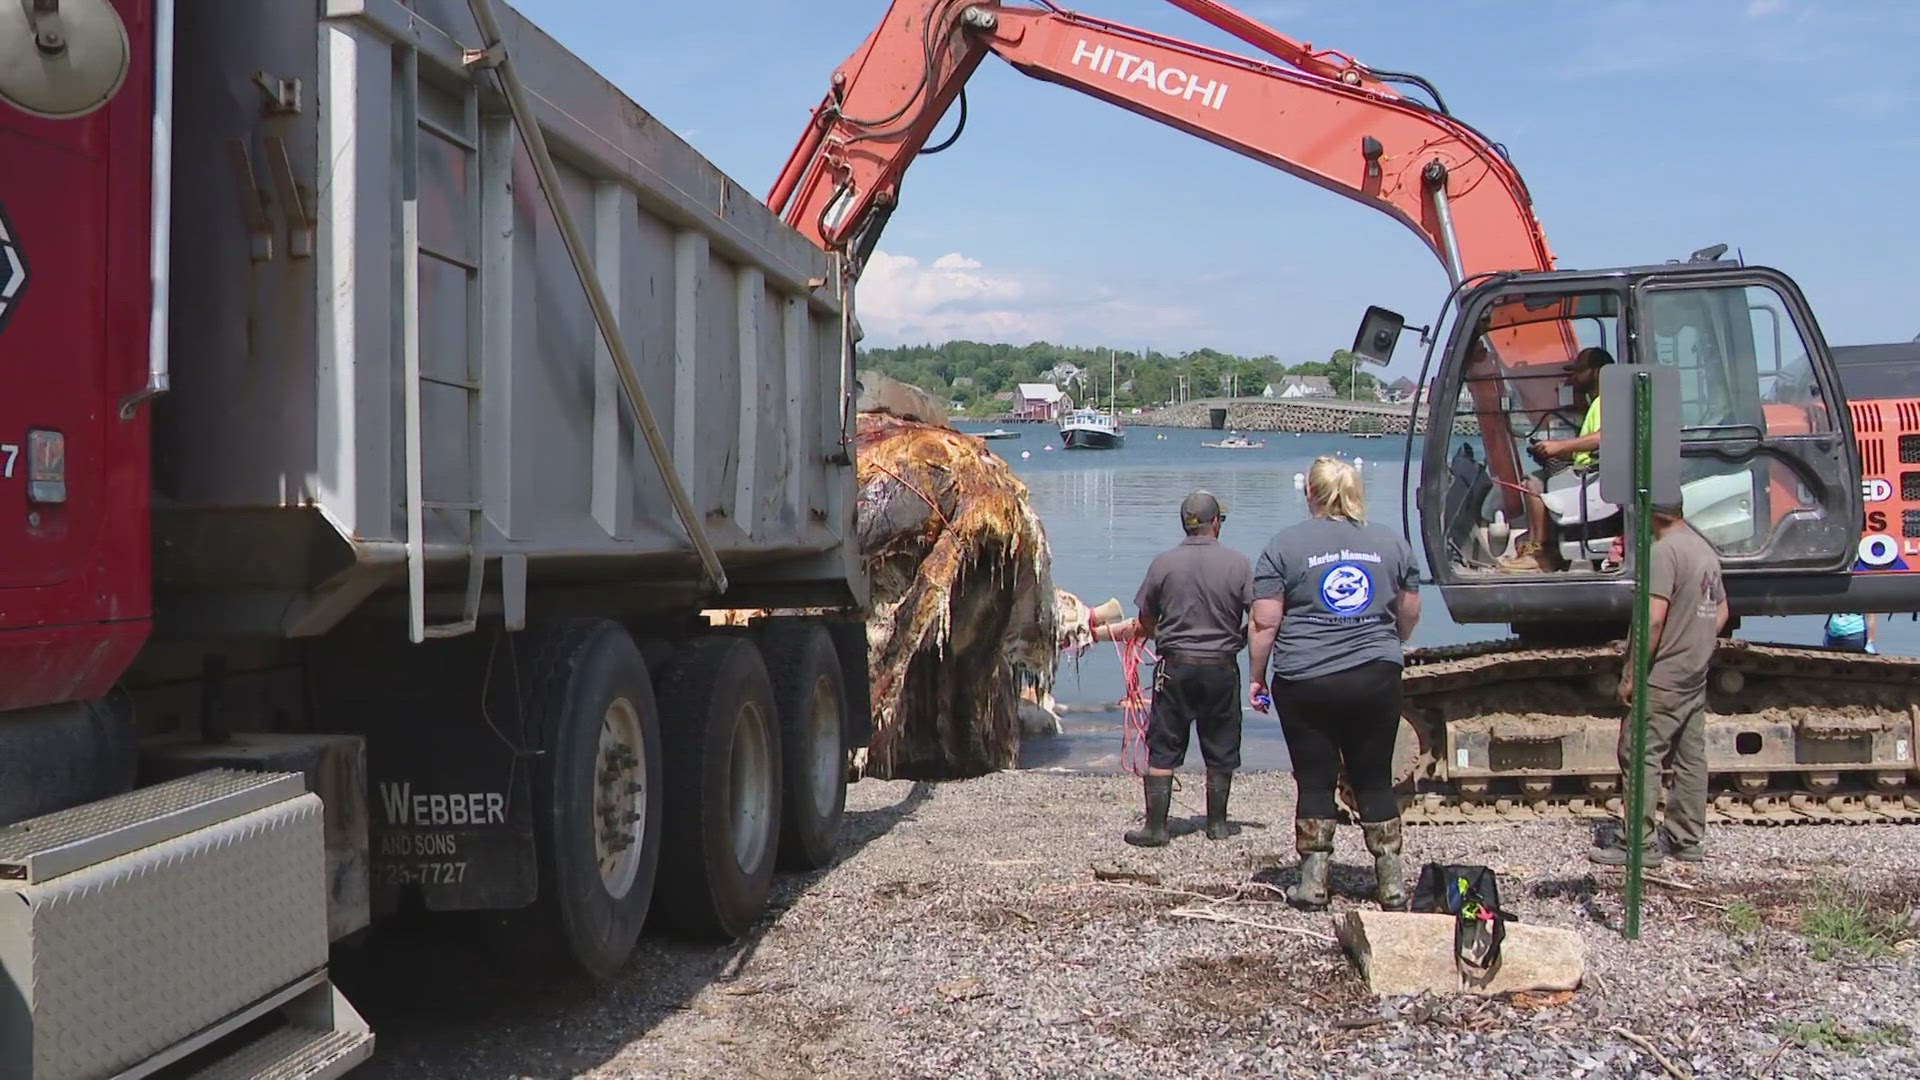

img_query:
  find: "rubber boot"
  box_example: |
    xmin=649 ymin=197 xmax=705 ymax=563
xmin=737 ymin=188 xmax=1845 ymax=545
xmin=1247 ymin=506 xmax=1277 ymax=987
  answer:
xmin=1286 ymin=819 xmax=1336 ymax=909
xmin=1124 ymin=774 xmax=1172 ymax=848
xmin=1362 ymin=818 xmax=1407 ymax=910
xmin=1204 ymin=770 xmax=1233 ymax=840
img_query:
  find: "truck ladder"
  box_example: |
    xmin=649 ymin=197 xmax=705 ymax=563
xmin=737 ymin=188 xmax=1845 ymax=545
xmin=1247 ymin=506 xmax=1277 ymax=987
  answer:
xmin=399 ymin=49 xmax=487 ymax=642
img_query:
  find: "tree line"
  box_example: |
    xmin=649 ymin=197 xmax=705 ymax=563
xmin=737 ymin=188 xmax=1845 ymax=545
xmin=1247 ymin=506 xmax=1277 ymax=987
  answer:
xmin=858 ymin=340 xmax=1382 ymax=414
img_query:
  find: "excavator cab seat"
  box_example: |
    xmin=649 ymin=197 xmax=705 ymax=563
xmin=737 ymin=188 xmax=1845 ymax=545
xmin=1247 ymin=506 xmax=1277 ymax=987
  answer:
xmin=1541 ymin=469 xmax=1622 ymax=567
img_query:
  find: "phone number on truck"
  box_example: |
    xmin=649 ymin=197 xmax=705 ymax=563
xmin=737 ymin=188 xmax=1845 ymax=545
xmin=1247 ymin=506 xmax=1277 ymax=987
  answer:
xmin=375 ymin=861 xmax=468 ymax=887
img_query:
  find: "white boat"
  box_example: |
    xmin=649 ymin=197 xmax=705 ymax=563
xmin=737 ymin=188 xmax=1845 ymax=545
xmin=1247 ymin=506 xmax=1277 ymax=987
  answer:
xmin=976 ymin=428 xmax=1021 ymax=440
xmin=1058 ymin=348 xmax=1125 ymax=449
xmin=1203 ymin=433 xmax=1265 ymax=449
xmin=1059 ymin=407 xmax=1124 ymax=449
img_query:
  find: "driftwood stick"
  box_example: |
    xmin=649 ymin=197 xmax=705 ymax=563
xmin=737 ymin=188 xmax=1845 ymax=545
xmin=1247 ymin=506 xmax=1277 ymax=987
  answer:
xmin=1091 ymin=881 xmax=1225 ymax=902
xmin=1169 ymin=906 xmax=1339 ymax=943
xmin=1643 ymin=873 xmax=1700 ymax=892
xmin=1612 ymin=1026 xmax=1693 ymax=1080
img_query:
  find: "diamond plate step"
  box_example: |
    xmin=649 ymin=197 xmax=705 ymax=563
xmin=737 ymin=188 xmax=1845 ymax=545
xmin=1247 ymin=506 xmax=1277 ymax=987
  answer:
xmin=188 ymin=1023 xmax=374 ymax=1080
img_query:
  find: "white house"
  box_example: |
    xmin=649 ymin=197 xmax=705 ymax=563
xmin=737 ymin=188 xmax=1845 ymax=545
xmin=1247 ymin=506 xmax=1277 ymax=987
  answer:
xmin=1268 ymin=374 xmax=1336 ymax=399
xmin=1042 ymin=362 xmax=1084 ymax=385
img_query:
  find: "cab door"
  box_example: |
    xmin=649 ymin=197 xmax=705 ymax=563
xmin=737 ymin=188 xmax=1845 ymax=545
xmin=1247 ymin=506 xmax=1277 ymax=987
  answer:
xmin=0 ymin=0 xmax=155 ymax=711
xmin=1630 ymin=268 xmax=1861 ymax=571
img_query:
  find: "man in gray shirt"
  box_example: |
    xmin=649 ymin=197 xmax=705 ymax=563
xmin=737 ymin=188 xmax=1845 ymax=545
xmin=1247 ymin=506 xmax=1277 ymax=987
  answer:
xmin=1123 ymin=491 xmax=1253 ymax=847
xmin=1591 ymin=501 xmax=1727 ymax=867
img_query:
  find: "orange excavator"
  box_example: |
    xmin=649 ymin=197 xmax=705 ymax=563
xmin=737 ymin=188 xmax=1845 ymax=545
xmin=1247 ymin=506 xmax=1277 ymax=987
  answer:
xmin=773 ymin=0 xmax=1920 ymax=824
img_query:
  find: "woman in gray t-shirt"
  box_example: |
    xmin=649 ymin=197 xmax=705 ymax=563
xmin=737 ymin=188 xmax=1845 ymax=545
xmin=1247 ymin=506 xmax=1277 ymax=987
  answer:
xmin=1247 ymin=456 xmax=1421 ymax=910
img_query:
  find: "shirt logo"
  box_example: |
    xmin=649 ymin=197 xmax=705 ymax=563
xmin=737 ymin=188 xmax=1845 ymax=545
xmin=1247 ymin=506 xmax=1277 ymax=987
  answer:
xmin=1320 ymin=563 xmax=1374 ymax=614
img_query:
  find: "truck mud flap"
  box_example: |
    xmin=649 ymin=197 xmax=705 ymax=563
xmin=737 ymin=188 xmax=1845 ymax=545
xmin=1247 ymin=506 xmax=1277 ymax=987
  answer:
xmin=824 ymin=616 xmax=873 ymax=749
xmin=0 ymin=771 xmax=373 ymax=1079
xmin=309 ymin=626 xmax=539 ymax=913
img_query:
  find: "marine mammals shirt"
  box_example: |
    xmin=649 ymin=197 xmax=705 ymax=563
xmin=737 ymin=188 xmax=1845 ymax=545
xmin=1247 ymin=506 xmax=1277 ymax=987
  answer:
xmin=1253 ymin=517 xmax=1419 ymax=682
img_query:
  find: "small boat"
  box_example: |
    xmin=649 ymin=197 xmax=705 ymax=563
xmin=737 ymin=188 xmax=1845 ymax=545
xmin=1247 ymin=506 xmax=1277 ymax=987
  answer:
xmin=976 ymin=429 xmax=1021 ymax=440
xmin=1058 ymin=407 xmax=1124 ymax=450
xmin=1202 ymin=433 xmax=1265 ymax=449
xmin=1058 ymin=348 xmax=1125 ymax=449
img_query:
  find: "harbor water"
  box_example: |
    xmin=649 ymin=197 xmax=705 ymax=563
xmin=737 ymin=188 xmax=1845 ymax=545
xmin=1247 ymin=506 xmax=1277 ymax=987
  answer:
xmin=962 ymin=424 xmax=1920 ymax=771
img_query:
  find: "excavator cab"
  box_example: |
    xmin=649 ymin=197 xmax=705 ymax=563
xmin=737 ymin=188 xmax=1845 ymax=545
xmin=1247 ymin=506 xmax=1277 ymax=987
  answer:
xmin=1392 ymin=262 xmax=1863 ymax=627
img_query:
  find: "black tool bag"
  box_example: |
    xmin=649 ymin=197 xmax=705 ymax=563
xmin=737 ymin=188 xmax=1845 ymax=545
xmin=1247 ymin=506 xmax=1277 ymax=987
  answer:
xmin=1411 ymin=863 xmax=1510 ymax=977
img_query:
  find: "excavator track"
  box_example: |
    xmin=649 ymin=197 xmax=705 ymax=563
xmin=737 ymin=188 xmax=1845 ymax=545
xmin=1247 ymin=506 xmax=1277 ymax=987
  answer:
xmin=1392 ymin=639 xmax=1920 ymax=826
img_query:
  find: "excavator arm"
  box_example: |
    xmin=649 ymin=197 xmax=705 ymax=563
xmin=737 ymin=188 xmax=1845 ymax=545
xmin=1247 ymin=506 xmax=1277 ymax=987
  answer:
xmin=770 ymin=0 xmax=1558 ymax=513
xmin=769 ymin=0 xmax=1554 ymax=282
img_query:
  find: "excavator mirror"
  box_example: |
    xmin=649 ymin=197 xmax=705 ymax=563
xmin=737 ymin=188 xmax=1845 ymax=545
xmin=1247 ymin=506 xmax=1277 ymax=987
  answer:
xmin=1350 ymin=306 xmax=1404 ymax=366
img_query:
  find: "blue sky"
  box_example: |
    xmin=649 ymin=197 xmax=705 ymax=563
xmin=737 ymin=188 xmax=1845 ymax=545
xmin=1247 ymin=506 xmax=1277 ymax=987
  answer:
xmin=515 ymin=0 xmax=1919 ymax=375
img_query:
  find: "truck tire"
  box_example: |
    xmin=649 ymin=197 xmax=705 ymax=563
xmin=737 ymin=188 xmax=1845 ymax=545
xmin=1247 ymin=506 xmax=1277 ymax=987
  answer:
xmin=654 ymin=636 xmax=783 ymax=939
xmin=761 ymin=623 xmax=848 ymax=870
xmin=518 ymin=619 xmax=663 ymax=980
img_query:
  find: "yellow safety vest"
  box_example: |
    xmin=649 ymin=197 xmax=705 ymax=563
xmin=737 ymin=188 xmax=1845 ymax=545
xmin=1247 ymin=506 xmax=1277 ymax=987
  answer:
xmin=1572 ymin=396 xmax=1601 ymax=470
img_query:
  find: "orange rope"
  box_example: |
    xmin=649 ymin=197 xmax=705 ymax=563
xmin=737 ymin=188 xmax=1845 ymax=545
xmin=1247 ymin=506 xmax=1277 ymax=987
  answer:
xmin=1116 ymin=637 xmax=1157 ymax=776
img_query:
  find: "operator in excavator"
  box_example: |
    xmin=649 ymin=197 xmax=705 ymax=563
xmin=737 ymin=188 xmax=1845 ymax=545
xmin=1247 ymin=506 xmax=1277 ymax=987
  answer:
xmin=1502 ymin=347 xmax=1616 ymax=572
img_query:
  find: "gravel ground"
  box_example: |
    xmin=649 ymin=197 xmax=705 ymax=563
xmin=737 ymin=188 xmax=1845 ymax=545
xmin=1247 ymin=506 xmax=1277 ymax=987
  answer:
xmin=342 ymin=771 xmax=1920 ymax=1079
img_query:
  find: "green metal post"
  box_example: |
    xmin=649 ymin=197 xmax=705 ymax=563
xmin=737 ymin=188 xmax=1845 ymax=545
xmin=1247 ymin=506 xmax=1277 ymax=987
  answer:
xmin=1624 ymin=370 xmax=1655 ymax=940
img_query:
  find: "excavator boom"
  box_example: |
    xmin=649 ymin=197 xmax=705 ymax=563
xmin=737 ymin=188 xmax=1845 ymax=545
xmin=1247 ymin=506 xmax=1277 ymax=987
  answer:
xmin=770 ymin=0 xmax=1553 ymax=283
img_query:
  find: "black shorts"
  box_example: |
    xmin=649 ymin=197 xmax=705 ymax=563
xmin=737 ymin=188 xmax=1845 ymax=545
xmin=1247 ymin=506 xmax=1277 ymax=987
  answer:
xmin=1146 ymin=659 xmax=1242 ymax=771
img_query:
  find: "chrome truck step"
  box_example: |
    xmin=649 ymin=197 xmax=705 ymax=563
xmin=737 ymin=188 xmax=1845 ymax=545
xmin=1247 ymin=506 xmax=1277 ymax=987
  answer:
xmin=185 ymin=983 xmax=373 ymax=1080
xmin=0 ymin=770 xmax=372 ymax=1080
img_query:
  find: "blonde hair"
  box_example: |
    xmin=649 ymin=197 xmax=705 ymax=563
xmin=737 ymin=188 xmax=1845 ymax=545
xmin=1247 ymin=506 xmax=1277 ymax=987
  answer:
xmin=1306 ymin=456 xmax=1366 ymax=523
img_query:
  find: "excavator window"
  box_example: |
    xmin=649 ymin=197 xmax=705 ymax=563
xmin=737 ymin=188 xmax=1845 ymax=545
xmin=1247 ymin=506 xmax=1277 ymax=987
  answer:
xmin=1639 ymin=282 xmax=1832 ymax=557
xmin=1441 ymin=288 xmax=1624 ymax=573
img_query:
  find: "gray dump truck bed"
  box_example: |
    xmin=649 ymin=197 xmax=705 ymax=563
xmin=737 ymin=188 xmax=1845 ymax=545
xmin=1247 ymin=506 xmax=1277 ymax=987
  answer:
xmin=157 ymin=0 xmax=859 ymax=638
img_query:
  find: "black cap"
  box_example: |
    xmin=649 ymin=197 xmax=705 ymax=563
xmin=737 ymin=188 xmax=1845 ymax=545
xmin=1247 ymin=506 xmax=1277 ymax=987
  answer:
xmin=1651 ymin=498 xmax=1685 ymax=517
xmin=1180 ymin=491 xmax=1223 ymax=528
xmin=1562 ymin=347 xmax=1615 ymax=372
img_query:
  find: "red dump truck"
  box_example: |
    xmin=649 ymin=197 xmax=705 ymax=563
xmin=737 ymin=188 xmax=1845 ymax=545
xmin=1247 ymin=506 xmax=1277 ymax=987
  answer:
xmin=1 ymin=2 xmax=867 ymax=1074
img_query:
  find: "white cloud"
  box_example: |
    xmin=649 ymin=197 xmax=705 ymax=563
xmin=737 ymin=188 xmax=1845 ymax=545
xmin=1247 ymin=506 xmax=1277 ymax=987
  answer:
xmin=1831 ymin=88 xmax=1913 ymax=117
xmin=1562 ymin=0 xmax=1833 ymax=77
xmin=854 ymin=249 xmax=1205 ymax=346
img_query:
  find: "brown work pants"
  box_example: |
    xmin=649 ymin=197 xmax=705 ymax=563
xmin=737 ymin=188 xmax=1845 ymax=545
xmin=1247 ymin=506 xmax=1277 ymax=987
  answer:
xmin=1616 ymin=683 xmax=1708 ymax=849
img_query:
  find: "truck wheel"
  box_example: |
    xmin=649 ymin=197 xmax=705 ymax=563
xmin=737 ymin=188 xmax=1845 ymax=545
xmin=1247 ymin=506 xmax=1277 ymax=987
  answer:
xmin=654 ymin=637 xmax=783 ymax=939
xmin=761 ymin=624 xmax=848 ymax=870
xmin=519 ymin=620 xmax=663 ymax=980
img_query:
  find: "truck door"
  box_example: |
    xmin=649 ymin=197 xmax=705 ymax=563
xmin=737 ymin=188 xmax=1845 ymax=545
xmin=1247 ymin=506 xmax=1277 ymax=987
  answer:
xmin=0 ymin=1 xmax=155 ymax=712
xmin=1631 ymin=270 xmax=1862 ymax=571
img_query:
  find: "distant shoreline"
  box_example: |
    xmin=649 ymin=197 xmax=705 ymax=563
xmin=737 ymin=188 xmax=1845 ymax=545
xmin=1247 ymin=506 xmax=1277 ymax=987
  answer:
xmin=959 ymin=400 xmax=1473 ymax=435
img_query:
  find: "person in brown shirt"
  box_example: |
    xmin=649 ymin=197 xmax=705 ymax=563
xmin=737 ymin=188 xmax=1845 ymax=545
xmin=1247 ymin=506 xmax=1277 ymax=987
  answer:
xmin=1116 ymin=491 xmax=1253 ymax=847
xmin=1591 ymin=500 xmax=1728 ymax=867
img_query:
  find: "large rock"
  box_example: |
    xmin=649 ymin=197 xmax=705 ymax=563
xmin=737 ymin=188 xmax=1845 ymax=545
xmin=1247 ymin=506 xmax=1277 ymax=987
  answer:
xmin=856 ymin=370 xmax=949 ymax=426
xmin=1335 ymin=910 xmax=1584 ymax=996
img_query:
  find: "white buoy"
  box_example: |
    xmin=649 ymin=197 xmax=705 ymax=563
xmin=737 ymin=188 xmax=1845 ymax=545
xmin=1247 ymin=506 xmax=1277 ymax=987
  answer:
xmin=1044 ymin=444 xmax=1055 ymax=451
xmin=1292 ymin=472 xmax=1306 ymax=490
xmin=1354 ymin=457 xmax=1365 ymax=467
xmin=1020 ymin=450 xmax=1031 ymax=460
